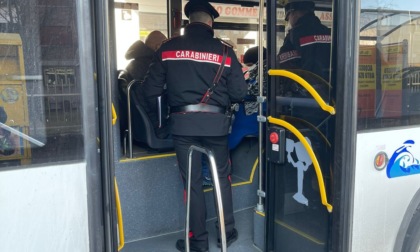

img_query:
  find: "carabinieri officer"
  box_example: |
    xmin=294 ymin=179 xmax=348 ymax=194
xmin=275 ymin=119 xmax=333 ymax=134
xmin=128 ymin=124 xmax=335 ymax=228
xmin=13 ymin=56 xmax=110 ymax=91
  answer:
xmin=139 ymin=0 xmax=247 ymax=251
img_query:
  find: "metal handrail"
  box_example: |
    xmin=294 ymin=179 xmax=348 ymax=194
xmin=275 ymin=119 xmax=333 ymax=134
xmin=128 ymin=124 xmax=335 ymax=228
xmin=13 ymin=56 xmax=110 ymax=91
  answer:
xmin=268 ymin=69 xmax=336 ymax=115
xmin=126 ymin=80 xmax=137 ymax=158
xmin=185 ymin=145 xmax=227 ymax=252
xmin=256 ymin=0 xmax=265 ymax=214
xmin=267 ymin=116 xmax=333 ymax=213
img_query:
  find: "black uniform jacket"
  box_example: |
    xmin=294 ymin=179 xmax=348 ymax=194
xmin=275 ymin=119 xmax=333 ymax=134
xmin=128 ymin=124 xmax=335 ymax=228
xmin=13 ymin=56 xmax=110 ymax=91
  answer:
xmin=140 ymin=23 xmax=247 ymax=136
xmin=125 ymin=40 xmax=155 ymax=81
xmin=277 ymin=13 xmax=331 ymax=82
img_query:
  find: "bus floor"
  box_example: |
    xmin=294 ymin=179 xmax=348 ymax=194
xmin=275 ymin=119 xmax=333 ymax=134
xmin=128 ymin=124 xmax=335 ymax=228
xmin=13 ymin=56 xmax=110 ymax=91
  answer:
xmin=120 ymin=207 xmax=261 ymax=252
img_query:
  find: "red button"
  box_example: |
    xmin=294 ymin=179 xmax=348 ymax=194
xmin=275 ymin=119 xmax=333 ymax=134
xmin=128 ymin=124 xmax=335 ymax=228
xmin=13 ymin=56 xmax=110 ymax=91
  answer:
xmin=269 ymin=132 xmax=279 ymax=144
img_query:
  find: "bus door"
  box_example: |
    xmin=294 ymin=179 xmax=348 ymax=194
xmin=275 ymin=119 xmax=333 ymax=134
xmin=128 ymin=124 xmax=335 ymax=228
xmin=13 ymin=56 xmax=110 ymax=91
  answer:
xmin=265 ymin=0 xmax=420 ymax=252
xmin=264 ymin=1 xmax=335 ymax=251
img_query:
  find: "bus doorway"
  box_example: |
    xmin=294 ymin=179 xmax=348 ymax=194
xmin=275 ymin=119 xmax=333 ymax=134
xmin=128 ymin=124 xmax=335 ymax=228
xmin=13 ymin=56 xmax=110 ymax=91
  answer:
xmin=112 ymin=0 xmax=263 ymax=251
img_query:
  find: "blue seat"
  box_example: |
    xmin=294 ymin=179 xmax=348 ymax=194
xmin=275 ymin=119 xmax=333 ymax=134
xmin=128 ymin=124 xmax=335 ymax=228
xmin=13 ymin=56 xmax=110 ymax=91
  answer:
xmin=228 ymin=104 xmax=259 ymax=150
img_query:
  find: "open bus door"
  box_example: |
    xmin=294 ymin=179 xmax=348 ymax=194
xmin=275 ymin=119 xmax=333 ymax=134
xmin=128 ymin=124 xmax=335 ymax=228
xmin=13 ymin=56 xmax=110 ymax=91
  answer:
xmin=264 ymin=0 xmax=420 ymax=252
xmin=263 ymin=1 xmax=335 ymax=251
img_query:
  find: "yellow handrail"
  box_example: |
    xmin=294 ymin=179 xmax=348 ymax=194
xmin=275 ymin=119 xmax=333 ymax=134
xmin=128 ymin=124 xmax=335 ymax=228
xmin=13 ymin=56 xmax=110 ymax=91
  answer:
xmin=268 ymin=116 xmax=333 ymax=213
xmin=268 ymin=69 xmax=336 ymax=115
xmin=112 ymin=103 xmax=117 ymax=126
xmin=114 ymin=177 xmax=125 ymax=251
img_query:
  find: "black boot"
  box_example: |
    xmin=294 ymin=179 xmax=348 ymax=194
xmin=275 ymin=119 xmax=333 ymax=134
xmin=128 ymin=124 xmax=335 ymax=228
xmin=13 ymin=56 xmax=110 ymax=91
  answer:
xmin=176 ymin=239 xmax=209 ymax=252
xmin=217 ymin=228 xmax=238 ymax=248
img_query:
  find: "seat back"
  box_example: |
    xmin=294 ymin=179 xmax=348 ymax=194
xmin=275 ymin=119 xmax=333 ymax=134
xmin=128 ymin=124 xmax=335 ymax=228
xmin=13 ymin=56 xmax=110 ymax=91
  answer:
xmin=117 ymin=70 xmax=131 ymax=139
xmin=129 ymin=88 xmax=173 ymax=150
xmin=118 ymin=69 xmax=173 ymax=153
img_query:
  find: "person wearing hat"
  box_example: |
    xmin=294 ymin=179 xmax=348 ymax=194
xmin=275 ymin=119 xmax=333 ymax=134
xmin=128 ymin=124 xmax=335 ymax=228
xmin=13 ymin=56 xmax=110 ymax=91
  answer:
xmin=139 ymin=0 xmax=247 ymax=251
xmin=119 ymin=31 xmax=169 ymax=140
xmin=278 ymin=0 xmax=331 ymax=82
xmin=277 ymin=1 xmax=333 ymax=210
xmin=125 ymin=30 xmax=167 ymax=81
xmin=226 ymin=46 xmax=267 ymax=150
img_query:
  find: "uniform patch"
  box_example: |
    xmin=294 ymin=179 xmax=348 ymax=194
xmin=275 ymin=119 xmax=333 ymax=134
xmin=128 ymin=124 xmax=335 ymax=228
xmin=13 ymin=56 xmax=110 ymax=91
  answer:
xmin=162 ymin=50 xmax=231 ymax=67
xmin=278 ymin=50 xmax=301 ymax=63
xmin=300 ymin=35 xmax=331 ymax=47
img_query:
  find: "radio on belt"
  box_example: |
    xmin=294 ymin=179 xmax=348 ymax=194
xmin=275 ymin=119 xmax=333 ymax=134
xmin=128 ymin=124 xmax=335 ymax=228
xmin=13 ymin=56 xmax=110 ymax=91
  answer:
xmin=267 ymin=126 xmax=285 ymax=164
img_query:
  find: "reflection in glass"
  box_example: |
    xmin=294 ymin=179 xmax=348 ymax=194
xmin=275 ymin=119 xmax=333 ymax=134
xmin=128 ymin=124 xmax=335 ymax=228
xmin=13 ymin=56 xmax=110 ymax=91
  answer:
xmin=0 ymin=1 xmax=84 ymax=167
xmin=357 ymin=3 xmax=420 ymax=130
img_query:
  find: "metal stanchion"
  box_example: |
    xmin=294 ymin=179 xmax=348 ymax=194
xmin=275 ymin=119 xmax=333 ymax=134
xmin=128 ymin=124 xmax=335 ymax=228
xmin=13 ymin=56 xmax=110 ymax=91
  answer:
xmin=185 ymin=145 xmax=227 ymax=252
xmin=126 ymin=80 xmax=137 ymax=158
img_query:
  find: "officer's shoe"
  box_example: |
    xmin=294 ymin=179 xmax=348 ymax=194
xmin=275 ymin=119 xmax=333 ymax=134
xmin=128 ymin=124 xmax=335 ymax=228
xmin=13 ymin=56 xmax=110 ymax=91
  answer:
xmin=176 ymin=239 xmax=209 ymax=252
xmin=217 ymin=228 xmax=238 ymax=248
xmin=202 ymin=176 xmax=213 ymax=187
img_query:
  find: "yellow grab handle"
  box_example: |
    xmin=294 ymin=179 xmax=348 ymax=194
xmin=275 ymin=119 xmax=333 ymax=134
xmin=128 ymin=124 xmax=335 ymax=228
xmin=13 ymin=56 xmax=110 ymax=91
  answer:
xmin=268 ymin=69 xmax=335 ymax=115
xmin=268 ymin=116 xmax=333 ymax=213
xmin=115 ymin=177 xmax=125 ymax=251
xmin=112 ymin=103 xmax=117 ymax=125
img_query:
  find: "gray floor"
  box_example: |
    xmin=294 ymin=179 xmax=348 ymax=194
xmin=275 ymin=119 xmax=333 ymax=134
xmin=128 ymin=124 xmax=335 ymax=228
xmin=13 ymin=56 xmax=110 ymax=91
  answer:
xmin=121 ymin=207 xmax=262 ymax=252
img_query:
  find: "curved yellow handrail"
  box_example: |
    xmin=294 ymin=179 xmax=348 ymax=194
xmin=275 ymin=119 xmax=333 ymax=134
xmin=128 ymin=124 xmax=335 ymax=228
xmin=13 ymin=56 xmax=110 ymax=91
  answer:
xmin=112 ymin=103 xmax=117 ymax=126
xmin=114 ymin=177 xmax=125 ymax=251
xmin=268 ymin=69 xmax=336 ymax=115
xmin=268 ymin=116 xmax=333 ymax=213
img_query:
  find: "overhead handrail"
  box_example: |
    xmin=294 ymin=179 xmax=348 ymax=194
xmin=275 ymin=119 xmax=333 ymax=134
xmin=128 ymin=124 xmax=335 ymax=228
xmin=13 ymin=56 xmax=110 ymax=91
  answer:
xmin=185 ymin=145 xmax=227 ymax=252
xmin=267 ymin=116 xmax=333 ymax=213
xmin=268 ymin=69 xmax=336 ymax=115
xmin=114 ymin=177 xmax=125 ymax=251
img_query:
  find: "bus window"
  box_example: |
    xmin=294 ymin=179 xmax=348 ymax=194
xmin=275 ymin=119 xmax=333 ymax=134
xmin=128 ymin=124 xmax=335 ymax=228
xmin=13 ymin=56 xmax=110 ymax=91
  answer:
xmin=114 ymin=1 xmax=168 ymax=70
xmin=0 ymin=1 xmax=105 ymax=251
xmin=357 ymin=2 xmax=420 ymax=130
xmin=0 ymin=1 xmax=95 ymax=167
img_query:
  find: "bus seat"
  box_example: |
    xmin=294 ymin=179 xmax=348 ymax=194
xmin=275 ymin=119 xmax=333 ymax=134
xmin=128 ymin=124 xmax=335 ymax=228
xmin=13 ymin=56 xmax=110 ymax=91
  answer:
xmin=129 ymin=87 xmax=173 ymax=150
xmin=117 ymin=72 xmax=173 ymax=151
xmin=228 ymin=103 xmax=258 ymax=150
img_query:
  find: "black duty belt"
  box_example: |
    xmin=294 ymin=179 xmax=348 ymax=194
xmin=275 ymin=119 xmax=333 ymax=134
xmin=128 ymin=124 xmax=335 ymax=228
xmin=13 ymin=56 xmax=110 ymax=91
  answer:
xmin=171 ymin=104 xmax=226 ymax=114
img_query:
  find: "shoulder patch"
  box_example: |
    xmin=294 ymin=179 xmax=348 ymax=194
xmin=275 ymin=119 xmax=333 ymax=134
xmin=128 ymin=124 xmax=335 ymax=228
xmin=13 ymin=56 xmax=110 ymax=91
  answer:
xmin=217 ymin=38 xmax=233 ymax=48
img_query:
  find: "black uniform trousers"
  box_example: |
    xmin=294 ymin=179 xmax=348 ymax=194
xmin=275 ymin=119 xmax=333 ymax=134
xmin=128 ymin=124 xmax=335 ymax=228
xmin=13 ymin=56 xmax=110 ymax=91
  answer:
xmin=172 ymin=134 xmax=235 ymax=246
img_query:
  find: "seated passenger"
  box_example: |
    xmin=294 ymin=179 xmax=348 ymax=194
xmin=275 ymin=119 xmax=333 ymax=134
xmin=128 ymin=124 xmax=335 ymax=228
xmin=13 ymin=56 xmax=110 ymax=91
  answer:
xmin=228 ymin=46 xmax=267 ymax=150
xmin=119 ymin=31 xmax=169 ymax=140
xmin=125 ymin=31 xmax=167 ymax=81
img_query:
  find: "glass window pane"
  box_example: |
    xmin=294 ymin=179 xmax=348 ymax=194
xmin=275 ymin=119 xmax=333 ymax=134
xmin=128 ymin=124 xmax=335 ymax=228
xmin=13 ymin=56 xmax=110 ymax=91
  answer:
xmin=0 ymin=1 xmax=89 ymax=167
xmin=357 ymin=1 xmax=420 ymax=130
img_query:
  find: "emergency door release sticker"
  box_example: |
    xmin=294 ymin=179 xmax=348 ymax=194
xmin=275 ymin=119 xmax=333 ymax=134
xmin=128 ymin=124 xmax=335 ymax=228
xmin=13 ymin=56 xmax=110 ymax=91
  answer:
xmin=286 ymin=137 xmax=312 ymax=206
xmin=387 ymin=140 xmax=420 ymax=178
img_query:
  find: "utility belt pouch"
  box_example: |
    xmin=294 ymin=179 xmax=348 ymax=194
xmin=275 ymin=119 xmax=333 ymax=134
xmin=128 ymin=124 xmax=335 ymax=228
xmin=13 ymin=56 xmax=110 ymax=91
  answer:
xmin=226 ymin=103 xmax=239 ymax=134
